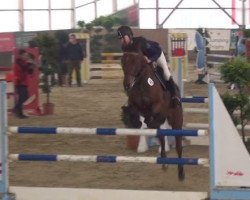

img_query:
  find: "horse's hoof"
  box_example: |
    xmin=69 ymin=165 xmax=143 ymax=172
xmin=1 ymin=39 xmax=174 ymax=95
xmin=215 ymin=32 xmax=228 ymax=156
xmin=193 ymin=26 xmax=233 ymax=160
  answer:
xmin=161 ymin=164 xmax=168 ymax=171
xmin=178 ymin=172 xmax=185 ymax=181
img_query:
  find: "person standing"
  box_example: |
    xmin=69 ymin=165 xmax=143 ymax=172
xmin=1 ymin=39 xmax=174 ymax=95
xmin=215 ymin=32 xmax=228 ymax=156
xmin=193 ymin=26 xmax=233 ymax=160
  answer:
xmin=194 ymin=28 xmax=207 ymax=84
xmin=65 ymin=33 xmax=84 ymax=87
xmin=13 ymin=49 xmax=35 ymax=118
xmin=236 ymin=30 xmax=246 ymax=56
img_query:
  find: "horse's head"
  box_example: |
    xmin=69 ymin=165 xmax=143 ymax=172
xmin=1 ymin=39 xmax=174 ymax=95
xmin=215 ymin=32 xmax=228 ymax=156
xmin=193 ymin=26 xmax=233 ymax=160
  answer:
xmin=121 ymin=52 xmax=147 ymax=93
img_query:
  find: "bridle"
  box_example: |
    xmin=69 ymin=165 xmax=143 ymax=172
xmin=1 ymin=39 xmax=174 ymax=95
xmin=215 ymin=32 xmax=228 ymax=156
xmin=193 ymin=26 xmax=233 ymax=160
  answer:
xmin=122 ymin=52 xmax=149 ymax=93
xmin=124 ymin=75 xmax=136 ymax=93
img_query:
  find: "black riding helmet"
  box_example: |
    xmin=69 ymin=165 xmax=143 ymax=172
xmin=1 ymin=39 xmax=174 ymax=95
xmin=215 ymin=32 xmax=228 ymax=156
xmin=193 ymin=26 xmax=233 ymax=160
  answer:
xmin=117 ymin=25 xmax=133 ymax=39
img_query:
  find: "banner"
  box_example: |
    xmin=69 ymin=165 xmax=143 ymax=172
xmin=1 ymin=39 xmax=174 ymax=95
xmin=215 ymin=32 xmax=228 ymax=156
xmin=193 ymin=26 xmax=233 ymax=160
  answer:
xmin=170 ymin=29 xmax=231 ymax=51
xmin=0 ymin=33 xmax=16 ymax=71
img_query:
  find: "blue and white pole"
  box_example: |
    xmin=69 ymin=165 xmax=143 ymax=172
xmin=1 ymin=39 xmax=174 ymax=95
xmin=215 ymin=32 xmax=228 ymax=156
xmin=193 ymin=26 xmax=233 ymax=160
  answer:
xmin=9 ymin=154 xmax=209 ymax=166
xmin=8 ymin=127 xmax=208 ymax=137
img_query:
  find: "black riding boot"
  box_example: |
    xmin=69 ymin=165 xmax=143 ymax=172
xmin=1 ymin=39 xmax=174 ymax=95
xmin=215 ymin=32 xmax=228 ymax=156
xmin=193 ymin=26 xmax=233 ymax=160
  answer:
xmin=166 ymin=77 xmax=181 ymax=106
xmin=195 ymin=74 xmax=207 ymax=84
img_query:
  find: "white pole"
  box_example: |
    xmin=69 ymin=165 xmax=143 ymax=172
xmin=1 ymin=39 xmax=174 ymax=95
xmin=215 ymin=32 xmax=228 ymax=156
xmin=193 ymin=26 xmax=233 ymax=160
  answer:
xmin=177 ymin=57 xmax=183 ymax=97
xmin=0 ymin=81 xmax=10 ymax=199
xmin=242 ymin=0 xmax=246 ymax=29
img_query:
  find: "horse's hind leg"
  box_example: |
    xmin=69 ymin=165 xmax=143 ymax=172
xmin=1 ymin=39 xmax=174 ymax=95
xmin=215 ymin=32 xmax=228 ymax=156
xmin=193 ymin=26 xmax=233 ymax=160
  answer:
xmin=159 ymin=120 xmax=174 ymax=153
xmin=158 ymin=134 xmax=168 ymax=171
xmin=170 ymin=105 xmax=185 ymax=181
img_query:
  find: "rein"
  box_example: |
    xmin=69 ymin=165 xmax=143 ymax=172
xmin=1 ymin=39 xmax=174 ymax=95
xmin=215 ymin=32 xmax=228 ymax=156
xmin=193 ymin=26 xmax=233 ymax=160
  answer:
xmin=123 ymin=52 xmax=158 ymax=93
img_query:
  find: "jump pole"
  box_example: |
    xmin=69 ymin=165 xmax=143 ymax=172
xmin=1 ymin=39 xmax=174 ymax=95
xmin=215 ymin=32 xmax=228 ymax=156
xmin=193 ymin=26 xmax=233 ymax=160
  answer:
xmin=0 ymin=81 xmax=10 ymax=200
xmin=9 ymin=154 xmax=208 ymax=166
xmin=8 ymin=127 xmax=207 ymax=137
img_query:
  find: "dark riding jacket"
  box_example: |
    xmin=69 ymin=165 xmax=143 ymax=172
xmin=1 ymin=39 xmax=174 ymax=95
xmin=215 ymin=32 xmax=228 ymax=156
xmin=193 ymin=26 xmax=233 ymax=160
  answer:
xmin=121 ymin=36 xmax=162 ymax=62
xmin=66 ymin=42 xmax=84 ymax=61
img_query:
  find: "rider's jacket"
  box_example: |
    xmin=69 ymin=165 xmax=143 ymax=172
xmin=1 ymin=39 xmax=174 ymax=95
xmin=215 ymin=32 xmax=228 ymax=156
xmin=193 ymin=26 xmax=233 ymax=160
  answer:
xmin=121 ymin=36 xmax=162 ymax=62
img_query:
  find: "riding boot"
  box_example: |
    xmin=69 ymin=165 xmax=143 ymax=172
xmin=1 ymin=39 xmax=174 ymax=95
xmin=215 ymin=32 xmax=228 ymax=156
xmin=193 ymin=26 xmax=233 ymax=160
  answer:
xmin=165 ymin=77 xmax=181 ymax=106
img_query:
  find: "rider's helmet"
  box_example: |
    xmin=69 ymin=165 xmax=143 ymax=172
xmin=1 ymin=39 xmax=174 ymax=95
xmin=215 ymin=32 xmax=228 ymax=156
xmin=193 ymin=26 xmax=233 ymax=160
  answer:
xmin=117 ymin=26 xmax=133 ymax=39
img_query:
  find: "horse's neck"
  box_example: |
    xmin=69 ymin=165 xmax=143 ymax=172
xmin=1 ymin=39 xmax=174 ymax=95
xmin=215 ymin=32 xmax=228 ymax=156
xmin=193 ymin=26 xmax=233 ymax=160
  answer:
xmin=138 ymin=63 xmax=156 ymax=82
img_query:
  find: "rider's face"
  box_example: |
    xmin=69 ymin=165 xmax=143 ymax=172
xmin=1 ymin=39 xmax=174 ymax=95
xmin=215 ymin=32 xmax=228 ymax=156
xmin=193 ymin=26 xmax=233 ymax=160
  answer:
xmin=119 ymin=35 xmax=131 ymax=46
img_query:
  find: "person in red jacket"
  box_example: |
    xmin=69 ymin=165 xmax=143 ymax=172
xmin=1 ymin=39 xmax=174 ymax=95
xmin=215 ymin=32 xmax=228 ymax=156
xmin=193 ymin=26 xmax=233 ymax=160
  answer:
xmin=13 ymin=49 xmax=35 ymax=118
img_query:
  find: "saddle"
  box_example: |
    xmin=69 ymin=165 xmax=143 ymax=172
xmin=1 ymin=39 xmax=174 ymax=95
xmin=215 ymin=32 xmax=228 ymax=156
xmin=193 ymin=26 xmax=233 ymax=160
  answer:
xmin=151 ymin=63 xmax=181 ymax=107
xmin=151 ymin=64 xmax=168 ymax=90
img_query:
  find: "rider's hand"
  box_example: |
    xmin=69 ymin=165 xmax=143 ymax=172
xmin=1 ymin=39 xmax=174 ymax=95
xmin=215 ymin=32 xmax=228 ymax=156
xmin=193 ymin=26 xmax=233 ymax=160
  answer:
xmin=144 ymin=56 xmax=151 ymax=63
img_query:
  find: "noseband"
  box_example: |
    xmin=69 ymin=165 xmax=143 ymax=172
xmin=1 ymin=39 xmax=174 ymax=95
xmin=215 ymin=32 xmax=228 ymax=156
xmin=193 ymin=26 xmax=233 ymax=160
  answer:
xmin=122 ymin=52 xmax=149 ymax=93
xmin=125 ymin=76 xmax=136 ymax=93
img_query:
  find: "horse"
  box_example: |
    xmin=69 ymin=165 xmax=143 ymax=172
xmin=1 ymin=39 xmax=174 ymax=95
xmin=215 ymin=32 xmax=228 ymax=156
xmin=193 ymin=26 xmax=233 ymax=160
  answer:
xmin=121 ymin=51 xmax=184 ymax=180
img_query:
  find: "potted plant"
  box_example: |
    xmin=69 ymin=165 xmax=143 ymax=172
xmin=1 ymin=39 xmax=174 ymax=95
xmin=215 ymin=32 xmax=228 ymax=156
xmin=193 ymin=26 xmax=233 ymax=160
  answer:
xmin=32 ymin=33 xmax=59 ymax=115
xmin=220 ymin=57 xmax=250 ymax=148
xmin=39 ymin=63 xmax=56 ymax=115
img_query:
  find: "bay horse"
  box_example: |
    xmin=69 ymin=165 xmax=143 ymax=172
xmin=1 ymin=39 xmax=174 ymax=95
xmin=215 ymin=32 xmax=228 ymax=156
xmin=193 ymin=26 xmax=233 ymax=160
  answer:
xmin=121 ymin=52 xmax=184 ymax=180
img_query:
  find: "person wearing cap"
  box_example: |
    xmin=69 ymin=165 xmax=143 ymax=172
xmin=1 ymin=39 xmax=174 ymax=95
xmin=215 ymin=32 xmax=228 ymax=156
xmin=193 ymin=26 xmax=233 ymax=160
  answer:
xmin=117 ymin=25 xmax=180 ymax=105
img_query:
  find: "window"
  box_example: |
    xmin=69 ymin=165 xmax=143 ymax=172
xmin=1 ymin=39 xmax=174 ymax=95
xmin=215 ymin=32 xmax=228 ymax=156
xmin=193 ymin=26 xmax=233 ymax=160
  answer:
xmin=76 ymin=3 xmax=95 ymax=23
xmin=24 ymin=11 xmax=49 ymax=31
xmin=51 ymin=10 xmax=71 ymax=30
xmin=0 ymin=0 xmax=18 ymax=9
xmin=51 ymin=0 xmax=72 ymax=9
xmin=0 ymin=11 xmax=19 ymax=32
xmin=23 ymin=0 xmax=48 ymax=9
xmin=97 ymin=0 xmax=112 ymax=17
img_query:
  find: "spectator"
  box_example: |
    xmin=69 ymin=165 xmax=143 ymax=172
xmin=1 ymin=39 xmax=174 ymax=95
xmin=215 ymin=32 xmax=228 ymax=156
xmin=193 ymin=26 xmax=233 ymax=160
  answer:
xmin=13 ymin=49 xmax=35 ymax=118
xmin=65 ymin=33 xmax=84 ymax=87
xmin=194 ymin=28 xmax=207 ymax=84
xmin=236 ymin=30 xmax=246 ymax=56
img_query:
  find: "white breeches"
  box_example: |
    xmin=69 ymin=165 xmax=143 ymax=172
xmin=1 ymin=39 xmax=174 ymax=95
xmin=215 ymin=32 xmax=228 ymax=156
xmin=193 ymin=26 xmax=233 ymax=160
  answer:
xmin=156 ymin=52 xmax=171 ymax=80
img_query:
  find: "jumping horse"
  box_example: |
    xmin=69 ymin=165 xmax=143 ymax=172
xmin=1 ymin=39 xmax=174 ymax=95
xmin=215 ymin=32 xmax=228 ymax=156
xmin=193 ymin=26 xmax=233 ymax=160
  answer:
xmin=121 ymin=52 xmax=184 ymax=180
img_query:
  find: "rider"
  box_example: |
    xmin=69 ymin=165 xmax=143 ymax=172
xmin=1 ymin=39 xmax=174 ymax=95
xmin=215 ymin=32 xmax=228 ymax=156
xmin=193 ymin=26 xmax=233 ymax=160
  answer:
xmin=117 ymin=25 xmax=180 ymax=104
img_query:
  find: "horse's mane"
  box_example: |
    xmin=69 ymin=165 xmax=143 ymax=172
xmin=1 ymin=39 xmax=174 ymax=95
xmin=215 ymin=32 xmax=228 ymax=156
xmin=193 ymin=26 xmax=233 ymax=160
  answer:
xmin=122 ymin=51 xmax=151 ymax=70
xmin=123 ymin=51 xmax=140 ymax=56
